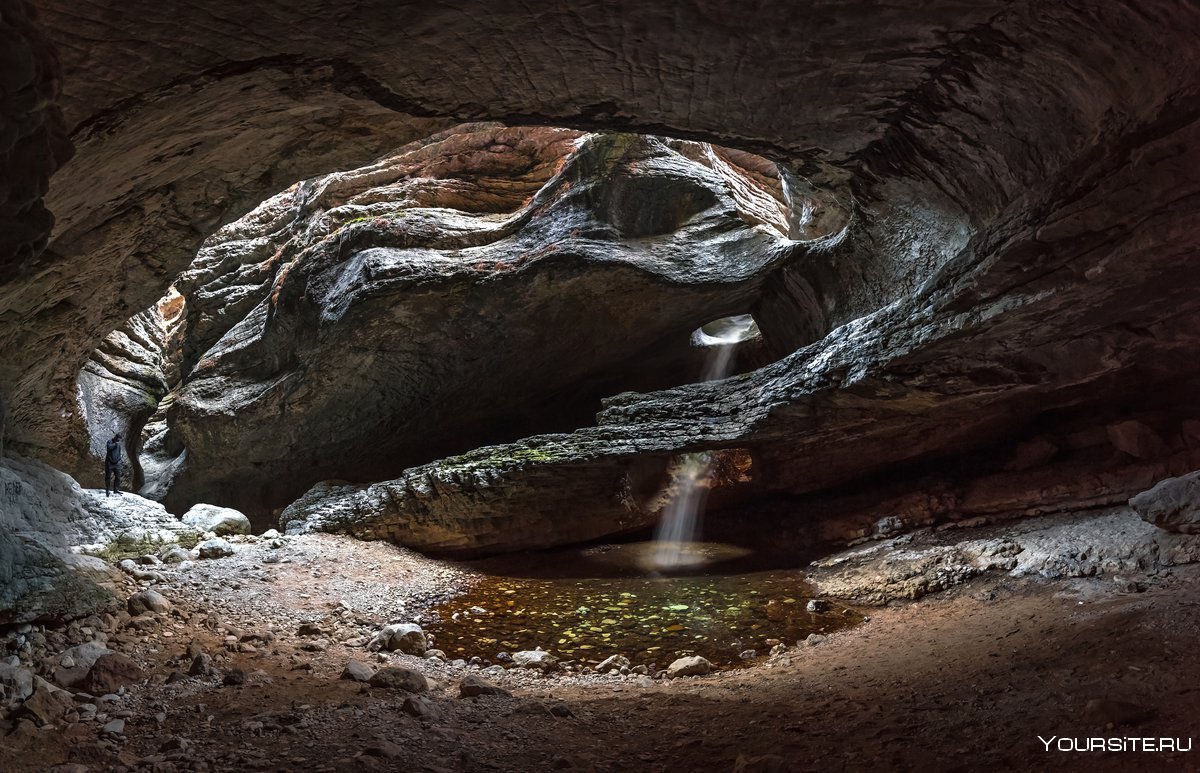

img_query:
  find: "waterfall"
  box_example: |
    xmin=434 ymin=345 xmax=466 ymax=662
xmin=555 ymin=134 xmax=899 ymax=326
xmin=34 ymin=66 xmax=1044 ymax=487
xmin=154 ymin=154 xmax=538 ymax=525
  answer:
xmin=650 ymin=315 xmax=756 ymax=571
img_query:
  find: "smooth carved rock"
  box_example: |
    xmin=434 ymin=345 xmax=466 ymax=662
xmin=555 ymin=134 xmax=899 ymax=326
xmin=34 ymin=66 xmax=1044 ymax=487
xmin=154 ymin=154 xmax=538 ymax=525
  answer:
xmin=148 ymin=126 xmax=797 ymax=520
xmin=2 ymin=1 xmax=1200 ymax=577
xmin=1131 ymin=472 xmax=1200 ymax=535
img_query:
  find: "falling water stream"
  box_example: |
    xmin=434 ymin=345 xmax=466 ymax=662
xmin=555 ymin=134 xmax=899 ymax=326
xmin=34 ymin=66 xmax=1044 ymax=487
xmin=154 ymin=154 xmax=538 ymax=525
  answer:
xmin=649 ymin=314 xmax=759 ymax=572
xmin=422 ymin=315 xmax=865 ymax=670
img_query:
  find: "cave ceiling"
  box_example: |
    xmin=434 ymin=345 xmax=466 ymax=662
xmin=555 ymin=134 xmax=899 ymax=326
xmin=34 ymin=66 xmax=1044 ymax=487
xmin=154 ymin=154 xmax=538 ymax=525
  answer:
xmin=1 ymin=0 xmax=1198 ymax=536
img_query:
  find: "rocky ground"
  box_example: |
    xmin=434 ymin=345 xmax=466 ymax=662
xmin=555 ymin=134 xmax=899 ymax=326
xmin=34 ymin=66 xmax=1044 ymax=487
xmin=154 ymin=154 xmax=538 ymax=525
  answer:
xmin=3 ymin=507 xmax=1200 ymax=772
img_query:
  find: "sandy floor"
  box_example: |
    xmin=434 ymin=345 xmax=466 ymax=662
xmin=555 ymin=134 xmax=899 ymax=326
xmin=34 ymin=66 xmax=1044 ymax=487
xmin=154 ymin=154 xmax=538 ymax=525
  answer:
xmin=5 ymin=531 xmax=1200 ymax=772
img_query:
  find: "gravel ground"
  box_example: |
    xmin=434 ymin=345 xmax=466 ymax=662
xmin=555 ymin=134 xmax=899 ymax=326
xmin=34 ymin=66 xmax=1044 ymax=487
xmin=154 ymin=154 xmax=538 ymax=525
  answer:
xmin=3 ymin=517 xmax=1200 ymax=772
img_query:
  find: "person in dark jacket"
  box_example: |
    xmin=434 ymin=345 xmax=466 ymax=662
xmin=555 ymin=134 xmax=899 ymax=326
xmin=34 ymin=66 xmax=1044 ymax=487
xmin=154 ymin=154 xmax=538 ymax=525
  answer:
xmin=105 ymin=433 xmax=123 ymax=496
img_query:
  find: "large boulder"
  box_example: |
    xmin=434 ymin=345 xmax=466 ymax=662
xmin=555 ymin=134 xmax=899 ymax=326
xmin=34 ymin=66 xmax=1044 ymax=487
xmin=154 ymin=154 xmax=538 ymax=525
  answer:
xmin=1131 ymin=472 xmax=1200 ymax=534
xmin=181 ymin=504 xmax=251 ymax=536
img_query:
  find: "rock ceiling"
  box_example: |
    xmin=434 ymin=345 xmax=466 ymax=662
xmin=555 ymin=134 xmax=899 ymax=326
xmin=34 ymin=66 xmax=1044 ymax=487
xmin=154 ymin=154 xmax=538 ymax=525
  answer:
xmin=2 ymin=0 xmax=1199 ymax=551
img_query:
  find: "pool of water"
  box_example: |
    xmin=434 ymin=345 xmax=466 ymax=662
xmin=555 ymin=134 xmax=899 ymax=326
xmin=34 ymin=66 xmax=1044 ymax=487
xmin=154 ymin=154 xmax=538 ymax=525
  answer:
xmin=422 ymin=541 xmax=864 ymax=671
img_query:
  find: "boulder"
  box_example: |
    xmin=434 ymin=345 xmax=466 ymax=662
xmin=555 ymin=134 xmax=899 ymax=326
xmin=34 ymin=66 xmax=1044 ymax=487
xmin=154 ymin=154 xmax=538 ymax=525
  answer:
xmin=511 ymin=650 xmax=559 ymax=672
xmin=0 ymin=661 xmax=35 ymax=707
xmin=53 ymin=641 xmax=112 ymax=688
xmin=367 ymin=667 xmax=428 ymax=693
xmin=19 ymin=677 xmax=75 ymax=726
xmin=340 ymin=660 xmax=374 ymax=683
xmin=197 ymin=538 xmax=235 ymax=559
xmin=596 ymin=654 xmax=630 ymax=674
xmin=401 ymin=695 xmax=440 ymax=719
xmin=1130 ymin=472 xmax=1200 ymax=534
xmin=127 ymin=589 xmax=170 ymax=616
xmin=181 ymin=504 xmax=252 ymax=536
xmin=665 ymin=656 xmax=712 ymax=678
xmin=367 ymin=623 xmax=426 ymax=655
xmin=80 ymin=652 xmax=144 ymax=694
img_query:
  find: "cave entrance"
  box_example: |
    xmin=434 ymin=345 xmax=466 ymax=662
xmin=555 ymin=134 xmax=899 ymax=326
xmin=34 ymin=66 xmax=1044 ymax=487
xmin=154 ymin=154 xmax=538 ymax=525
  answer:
xmin=77 ymin=124 xmax=813 ymax=522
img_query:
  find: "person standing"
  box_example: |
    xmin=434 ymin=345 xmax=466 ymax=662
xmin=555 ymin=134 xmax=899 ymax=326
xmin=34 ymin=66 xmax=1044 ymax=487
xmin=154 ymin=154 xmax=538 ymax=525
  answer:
xmin=105 ymin=433 xmax=123 ymax=496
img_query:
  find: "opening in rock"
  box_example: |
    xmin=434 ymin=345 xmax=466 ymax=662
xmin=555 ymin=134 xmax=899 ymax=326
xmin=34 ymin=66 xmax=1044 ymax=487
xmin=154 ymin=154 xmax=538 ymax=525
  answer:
xmin=78 ymin=124 xmax=821 ymax=524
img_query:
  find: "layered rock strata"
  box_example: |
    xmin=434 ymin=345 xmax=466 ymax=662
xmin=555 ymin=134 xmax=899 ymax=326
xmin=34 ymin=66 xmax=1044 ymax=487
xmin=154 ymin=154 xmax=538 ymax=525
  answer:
xmin=0 ymin=1 xmax=1198 ymax=561
xmin=146 ymin=125 xmax=805 ymax=521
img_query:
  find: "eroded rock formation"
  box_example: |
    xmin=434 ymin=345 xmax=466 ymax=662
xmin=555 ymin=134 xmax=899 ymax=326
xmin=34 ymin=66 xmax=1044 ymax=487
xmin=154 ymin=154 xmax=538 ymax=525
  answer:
xmin=144 ymin=124 xmax=802 ymax=521
xmin=0 ymin=0 xmax=1199 ymax=574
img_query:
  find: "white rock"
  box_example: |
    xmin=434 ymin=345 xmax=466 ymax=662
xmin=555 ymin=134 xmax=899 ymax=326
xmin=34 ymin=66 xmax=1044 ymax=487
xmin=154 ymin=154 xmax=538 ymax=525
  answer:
xmin=197 ymin=538 xmax=235 ymax=559
xmin=183 ymin=504 xmax=252 ymax=536
xmin=666 ymin=655 xmax=712 ymax=678
xmin=368 ymin=623 xmax=427 ymax=655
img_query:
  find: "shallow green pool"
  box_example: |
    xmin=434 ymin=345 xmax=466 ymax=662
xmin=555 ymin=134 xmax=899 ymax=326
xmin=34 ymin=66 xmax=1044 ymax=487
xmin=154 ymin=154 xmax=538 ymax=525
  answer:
xmin=423 ymin=541 xmax=863 ymax=670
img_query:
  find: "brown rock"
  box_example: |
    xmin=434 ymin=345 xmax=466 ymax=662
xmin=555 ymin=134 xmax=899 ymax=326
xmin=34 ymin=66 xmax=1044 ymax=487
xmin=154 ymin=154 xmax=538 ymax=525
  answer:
xmin=367 ymin=667 xmax=428 ymax=693
xmin=458 ymin=675 xmax=510 ymax=698
xmin=19 ymin=678 xmax=75 ymax=726
xmin=80 ymin=653 xmax=144 ymax=694
xmin=1106 ymin=420 xmax=1170 ymax=460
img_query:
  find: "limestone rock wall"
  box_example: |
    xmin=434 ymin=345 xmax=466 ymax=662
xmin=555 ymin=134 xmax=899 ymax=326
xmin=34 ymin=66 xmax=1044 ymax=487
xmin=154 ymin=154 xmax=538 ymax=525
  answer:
xmin=0 ymin=454 xmax=199 ymax=623
xmin=149 ymin=125 xmax=800 ymax=521
xmin=0 ymin=1 xmax=1198 ymax=557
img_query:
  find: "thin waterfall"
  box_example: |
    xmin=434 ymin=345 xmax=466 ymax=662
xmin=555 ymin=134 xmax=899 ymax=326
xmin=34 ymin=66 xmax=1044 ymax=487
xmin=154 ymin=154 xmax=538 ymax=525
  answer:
xmin=650 ymin=315 xmax=757 ymax=571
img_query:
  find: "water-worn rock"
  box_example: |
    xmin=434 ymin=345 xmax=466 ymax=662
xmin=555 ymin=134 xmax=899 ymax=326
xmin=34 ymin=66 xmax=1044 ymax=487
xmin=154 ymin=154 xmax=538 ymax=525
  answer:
xmin=367 ymin=623 xmax=426 ymax=655
xmin=5 ymin=0 xmax=1200 ymax=587
xmin=181 ymin=504 xmax=252 ymax=536
xmin=1130 ymin=472 xmax=1200 ymax=534
xmin=666 ymin=656 xmax=712 ymax=678
xmin=146 ymin=126 xmax=795 ymax=528
xmin=367 ymin=667 xmax=428 ymax=693
xmin=458 ymin=675 xmax=510 ymax=698
xmin=80 ymin=653 xmax=144 ymax=694
xmin=127 ymin=589 xmax=170 ymax=616
xmin=197 ymin=538 xmax=235 ymax=559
